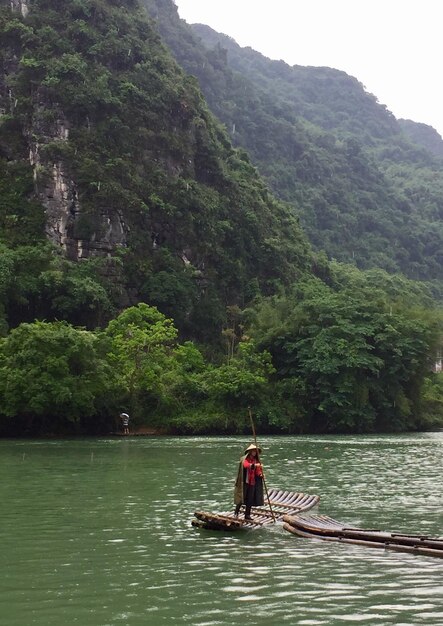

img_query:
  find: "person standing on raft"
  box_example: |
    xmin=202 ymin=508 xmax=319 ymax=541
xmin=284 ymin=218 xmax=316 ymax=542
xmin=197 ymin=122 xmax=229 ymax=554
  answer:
xmin=234 ymin=443 xmax=264 ymax=520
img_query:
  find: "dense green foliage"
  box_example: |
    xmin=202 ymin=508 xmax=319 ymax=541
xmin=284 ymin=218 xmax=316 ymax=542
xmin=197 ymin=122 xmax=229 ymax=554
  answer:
xmin=398 ymin=119 xmax=443 ymax=158
xmin=247 ymin=266 xmax=441 ymax=433
xmin=0 ymin=319 xmax=116 ymax=434
xmin=144 ymin=1 xmax=443 ymax=287
xmin=0 ymin=242 xmax=118 ymax=330
xmin=0 ymin=286 xmax=442 ymax=436
xmin=0 ymin=0 xmax=442 ymax=436
xmin=0 ymin=160 xmax=46 ymax=246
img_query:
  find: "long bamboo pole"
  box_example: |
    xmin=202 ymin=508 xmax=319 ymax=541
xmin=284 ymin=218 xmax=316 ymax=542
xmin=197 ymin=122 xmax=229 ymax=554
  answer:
xmin=248 ymin=406 xmax=276 ymax=522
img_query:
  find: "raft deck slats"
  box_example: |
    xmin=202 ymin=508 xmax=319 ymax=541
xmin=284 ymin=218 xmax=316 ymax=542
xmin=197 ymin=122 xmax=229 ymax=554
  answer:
xmin=192 ymin=489 xmax=320 ymax=531
xmin=265 ymin=496 xmax=309 ymax=509
xmin=282 ymin=514 xmax=443 ymax=558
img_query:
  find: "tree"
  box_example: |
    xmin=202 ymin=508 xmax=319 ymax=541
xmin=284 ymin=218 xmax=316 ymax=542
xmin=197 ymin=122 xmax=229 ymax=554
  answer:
xmin=0 ymin=243 xmax=117 ymax=330
xmin=200 ymin=339 xmax=274 ymax=409
xmin=0 ymin=320 xmax=114 ymax=434
xmin=104 ymin=303 xmax=178 ymax=422
xmin=168 ymin=338 xmax=275 ymax=434
xmin=250 ymin=275 xmax=440 ymax=433
xmin=420 ymin=373 xmax=443 ymax=429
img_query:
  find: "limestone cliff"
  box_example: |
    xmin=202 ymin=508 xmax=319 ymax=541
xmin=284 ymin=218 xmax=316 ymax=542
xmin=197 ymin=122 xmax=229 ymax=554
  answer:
xmin=1 ymin=0 xmax=128 ymax=260
xmin=0 ymin=0 xmax=311 ymax=335
xmin=26 ymin=102 xmax=126 ymax=260
xmin=10 ymin=0 xmax=29 ymax=17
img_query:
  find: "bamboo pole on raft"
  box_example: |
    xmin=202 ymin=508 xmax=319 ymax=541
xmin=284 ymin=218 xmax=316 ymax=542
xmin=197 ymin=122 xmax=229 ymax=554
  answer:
xmin=248 ymin=406 xmax=276 ymax=522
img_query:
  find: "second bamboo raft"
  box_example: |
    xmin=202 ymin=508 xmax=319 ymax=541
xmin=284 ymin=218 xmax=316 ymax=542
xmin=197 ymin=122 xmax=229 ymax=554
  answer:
xmin=192 ymin=488 xmax=320 ymax=530
xmin=283 ymin=514 xmax=443 ymax=559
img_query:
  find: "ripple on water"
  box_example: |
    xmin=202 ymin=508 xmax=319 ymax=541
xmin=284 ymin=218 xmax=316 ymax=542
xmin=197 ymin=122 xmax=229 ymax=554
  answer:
xmin=1 ymin=434 xmax=443 ymax=626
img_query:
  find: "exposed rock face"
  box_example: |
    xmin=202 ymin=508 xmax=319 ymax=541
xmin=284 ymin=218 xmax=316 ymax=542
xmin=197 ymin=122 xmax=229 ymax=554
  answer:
xmin=10 ymin=0 xmax=29 ymax=17
xmin=28 ymin=114 xmax=76 ymax=253
xmin=27 ymin=104 xmax=127 ymax=260
xmin=3 ymin=0 xmax=127 ymax=261
xmin=36 ymin=155 xmax=127 ymax=261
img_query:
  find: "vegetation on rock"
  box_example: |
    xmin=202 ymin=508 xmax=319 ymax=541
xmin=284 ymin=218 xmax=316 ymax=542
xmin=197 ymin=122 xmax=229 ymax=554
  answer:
xmin=145 ymin=0 xmax=443 ymax=287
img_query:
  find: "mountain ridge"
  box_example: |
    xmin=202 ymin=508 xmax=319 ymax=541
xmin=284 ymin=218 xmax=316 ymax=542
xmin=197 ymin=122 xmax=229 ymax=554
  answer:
xmin=143 ymin=2 xmax=443 ymax=288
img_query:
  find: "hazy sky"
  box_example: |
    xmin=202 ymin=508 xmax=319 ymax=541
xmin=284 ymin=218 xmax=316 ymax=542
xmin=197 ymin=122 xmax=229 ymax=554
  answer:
xmin=174 ymin=0 xmax=443 ymax=138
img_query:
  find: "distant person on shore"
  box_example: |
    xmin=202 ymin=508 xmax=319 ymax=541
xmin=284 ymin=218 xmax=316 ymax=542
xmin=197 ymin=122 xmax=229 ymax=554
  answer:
xmin=120 ymin=412 xmax=130 ymax=435
xmin=234 ymin=443 xmax=264 ymax=520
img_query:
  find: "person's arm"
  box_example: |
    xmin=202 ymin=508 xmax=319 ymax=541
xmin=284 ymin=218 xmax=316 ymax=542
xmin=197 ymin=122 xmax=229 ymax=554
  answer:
xmin=243 ymin=458 xmax=262 ymax=472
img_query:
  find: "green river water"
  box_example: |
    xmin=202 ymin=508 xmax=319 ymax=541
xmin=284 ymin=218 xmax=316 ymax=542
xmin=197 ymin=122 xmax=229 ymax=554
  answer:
xmin=1 ymin=433 xmax=442 ymax=626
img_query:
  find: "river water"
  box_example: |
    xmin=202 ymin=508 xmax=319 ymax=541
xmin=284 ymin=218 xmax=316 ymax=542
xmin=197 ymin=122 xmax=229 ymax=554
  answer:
xmin=1 ymin=433 xmax=442 ymax=625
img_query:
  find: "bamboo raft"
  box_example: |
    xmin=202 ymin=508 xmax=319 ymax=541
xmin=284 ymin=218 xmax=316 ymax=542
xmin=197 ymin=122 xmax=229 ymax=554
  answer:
xmin=192 ymin=488 xmax=320 ymax=530
xmin=283 ymin=514 xmax=443 ymax=558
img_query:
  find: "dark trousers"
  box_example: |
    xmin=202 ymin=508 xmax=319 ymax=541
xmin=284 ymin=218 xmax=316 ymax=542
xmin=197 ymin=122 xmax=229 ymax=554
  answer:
xmin=235 ymin=484 xmax=257 ymax=517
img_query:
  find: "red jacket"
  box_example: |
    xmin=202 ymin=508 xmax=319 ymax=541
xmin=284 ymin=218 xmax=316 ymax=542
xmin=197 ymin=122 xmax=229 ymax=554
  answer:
xmin=243 ymin=455 xmax=263 ymax=485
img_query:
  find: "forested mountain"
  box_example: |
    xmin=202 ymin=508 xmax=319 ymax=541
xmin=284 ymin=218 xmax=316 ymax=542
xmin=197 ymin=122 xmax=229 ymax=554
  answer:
xmin=0 ymin=0 xmax=312 ymax=339
xmin=145 ymin=0 xmax=443 ymax=289
xmin=0 ymin=0 xmax=442 ymax=437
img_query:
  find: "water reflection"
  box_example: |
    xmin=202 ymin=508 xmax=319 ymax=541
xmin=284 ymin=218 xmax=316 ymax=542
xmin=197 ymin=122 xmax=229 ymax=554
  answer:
xmin=0 ymin=434 xmax=442 ymax=625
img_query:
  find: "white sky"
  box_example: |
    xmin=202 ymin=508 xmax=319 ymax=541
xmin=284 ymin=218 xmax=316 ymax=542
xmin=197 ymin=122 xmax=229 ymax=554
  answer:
xmin=174 ymin=0 xmax=443 ymax=138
